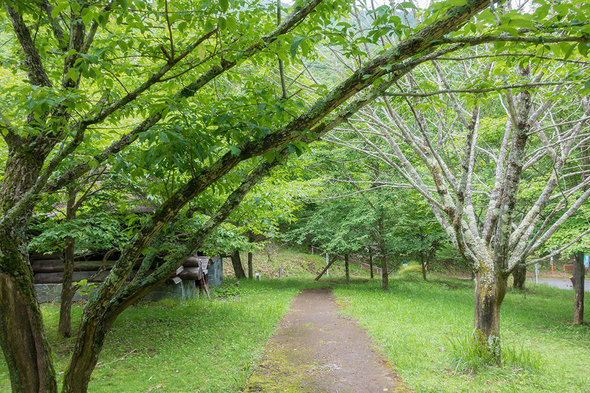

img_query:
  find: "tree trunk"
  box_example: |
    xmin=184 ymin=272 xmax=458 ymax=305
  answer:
xmin=0 ymin=242 xmax=58 ymax=393
xmin=573 ymin=252 xmax=585 ymax=325
xmin=59 ymin=187 xmax=78 ymax=337
xmin=378 ymin=212 xmax=388 ymax=290
xmin=248 ymin=251 xmax=253 ymax=279
xmin=381 ymin=253 xmax=388 ymax=290
xmin=369 ymin=248 xmax=374 ymax=279
xmin=345 ymin=253 xmax=350 ymax=284
xmin=315 ymin=255 xmax=336 ymax=281
xmin=231 ymin=250 xmax=246 ymax=279
xmin=62 ymin=307 xmax=117 ymax=393
xmin=421 ymin=253 xmax=428 ymax=281
xmin=473 ymin=269 xmax=507 ymax=365
xmin=512 ymin=263 xmax=526 ymax=290
xmin=58 ymin=236 xmax=76 ymax=337
xmin=0 ymin=149 xmax=58 ymax=392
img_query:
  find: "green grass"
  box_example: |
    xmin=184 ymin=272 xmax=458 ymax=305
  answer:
xmin=334 ymin=272 xmax=590 ymax=393
xmin=3 ymin=249 xmax=588 ymax=392
xmin=0 ymin=279 xmax=306 ymax=393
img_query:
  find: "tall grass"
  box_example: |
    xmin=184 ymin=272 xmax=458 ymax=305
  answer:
xmin=447 ymin=333 xmax=543 ymax=374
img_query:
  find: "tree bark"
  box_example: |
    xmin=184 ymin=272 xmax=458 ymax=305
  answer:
xmin=248 ymin=251 xmax=253 ymax=279
xmin=345 ymin=253 xmax=350 ymax=283
xmin=512 ymin=263 xmax=526 ymax=290
xmin=62 ymin=308 xmax=116 ymax=393
xmin=473 ymin=269 xmax=507 ymax=365
xmin=231 ymin=250 xmax=246 ymax=279
xmin=380 ymin=253 xmax=388 ymax=290
xmin=420 ymin=253 xmax=428 ymax=281
xmin=58 ymin=236 xmax=76 ymax=337
xmin=59 ymin=187 xmax=78 ymax=337
xmin=0 ymin=244 xmax=57 ymax=393
xmin=573 ymin=252 xmax=585 ymax=325
xmin=0 ymin=147 xmax=58 ymax=392
xmin=369 ymin=248 xmax=374 ymax=279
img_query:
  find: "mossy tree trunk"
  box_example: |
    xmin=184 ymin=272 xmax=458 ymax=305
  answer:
xmin=573 ymin=252 xmax=585 ymax=325
xmin=473 ymin=268 xmax=507 ymax=365
xmin=512 ymin=263 xmax=526 ymax=290
xmin=0 ymin=148 xmax=58 ymax=392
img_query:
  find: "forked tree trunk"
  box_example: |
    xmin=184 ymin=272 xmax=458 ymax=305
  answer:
xmin=345 ymin=253 xmax=350 ymax=284
xmin=0 ymin=240 xmax=58 ymax=393
xmin=512 ymin=263 xmax=526 ymax=290
xmin=573 ymin=252 xmax=585 ymax=325
xmin=473 ymin=269 xmax=507 ymax=365
xmin=231 ymin=250 xmax=246 ymax=279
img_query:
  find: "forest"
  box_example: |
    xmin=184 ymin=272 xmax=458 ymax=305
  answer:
xmin=0 ymin=0 xmax=589 ymax=392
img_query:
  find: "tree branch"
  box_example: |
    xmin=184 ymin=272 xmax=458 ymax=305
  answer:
xmin=3 ymin=0 xmax=52 ymax=87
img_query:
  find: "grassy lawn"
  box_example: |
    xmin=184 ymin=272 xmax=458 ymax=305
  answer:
xmin=334 ymin=272 xmax=590 ymax=393
xmin=0 ymin=279 xmax=304 ymax=393
xmin=2 ymin=249 xmax=588 ymax=392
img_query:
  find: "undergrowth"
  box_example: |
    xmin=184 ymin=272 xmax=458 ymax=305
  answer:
xmin=447 ymin=334 xmax=543 ymax=374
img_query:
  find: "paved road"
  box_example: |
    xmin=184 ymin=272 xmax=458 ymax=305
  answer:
xmin=528 ymin=277 xmax=590 ymax=292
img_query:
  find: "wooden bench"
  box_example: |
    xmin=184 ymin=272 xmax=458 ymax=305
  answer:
xmin=564 ymin=264 xmax=574 ymax=272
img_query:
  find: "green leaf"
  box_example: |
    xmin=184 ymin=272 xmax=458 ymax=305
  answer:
xmin=579 ymin=42 xmax=588 ymax=57
xmin=290 ymin=36 xmax=307 ymax=58
xmin=219 ymin=0 xmax=229 ymax=12
xmin=51 ymin=2 xmax=69 ymax=18
xmin=230 ymin=146 xmax=241 ymax=156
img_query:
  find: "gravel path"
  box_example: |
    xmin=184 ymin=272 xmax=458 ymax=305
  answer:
xmin=245 ymin=288 xmax=410 ymax=393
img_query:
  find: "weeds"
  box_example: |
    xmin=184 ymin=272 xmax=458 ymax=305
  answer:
xmin=447 ymin=334 xmax=543 ymax=374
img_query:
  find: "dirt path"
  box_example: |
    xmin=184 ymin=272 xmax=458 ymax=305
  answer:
xmin=245 ymin=288 xmax=410 ymax=393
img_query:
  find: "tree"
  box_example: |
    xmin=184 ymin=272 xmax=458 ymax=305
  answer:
xmin=1 ymin=0 xmax=578 ymax=390
xmin=332 ymin=43 xmax=590 ymax=364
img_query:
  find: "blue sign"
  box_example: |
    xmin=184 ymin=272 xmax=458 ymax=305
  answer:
xmin=585 ymin=254 xmax=589 ymax=268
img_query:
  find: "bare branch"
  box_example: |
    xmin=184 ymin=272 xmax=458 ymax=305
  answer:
xmin=382 ymin=81 xmax=572 ymax=98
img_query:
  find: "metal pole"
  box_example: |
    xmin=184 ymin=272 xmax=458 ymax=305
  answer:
xmin=535 ymin=263 xmax=539 ymax=284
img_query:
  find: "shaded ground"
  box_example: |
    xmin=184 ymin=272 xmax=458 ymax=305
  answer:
xmin=245 ymin=288 xmax=410 ymax=393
